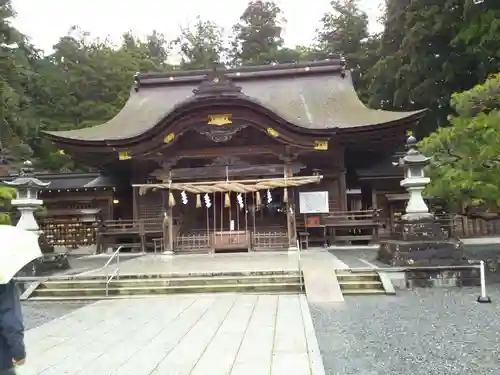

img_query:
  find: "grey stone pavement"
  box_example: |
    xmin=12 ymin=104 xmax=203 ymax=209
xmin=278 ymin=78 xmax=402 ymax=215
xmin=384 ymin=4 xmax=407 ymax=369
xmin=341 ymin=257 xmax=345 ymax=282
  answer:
xmin=18 ymin=294 xmax=324 ymax=375
xmin=16 ymin=246 xmax=500 ymax=375
xmin=19 ymin=285 xmax=500 ymax=375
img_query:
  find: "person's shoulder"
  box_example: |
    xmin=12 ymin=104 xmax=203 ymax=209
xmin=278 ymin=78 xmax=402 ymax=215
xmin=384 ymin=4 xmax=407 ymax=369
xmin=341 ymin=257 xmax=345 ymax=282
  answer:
xmin=0 ymin=281 xmax=15 ymax=299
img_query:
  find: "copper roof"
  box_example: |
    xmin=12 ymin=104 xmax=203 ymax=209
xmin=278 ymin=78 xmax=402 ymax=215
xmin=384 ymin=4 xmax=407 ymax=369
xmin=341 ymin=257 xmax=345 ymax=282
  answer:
xmin=46 ymin=59 xmax=425 ymax=142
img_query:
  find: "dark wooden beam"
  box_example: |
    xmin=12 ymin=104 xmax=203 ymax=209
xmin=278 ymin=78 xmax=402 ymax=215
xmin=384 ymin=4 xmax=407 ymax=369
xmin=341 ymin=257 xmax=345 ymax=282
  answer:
xmin=161 ymin=145 xmax=289 ymax=159
xmin=152 ymin=163 xmax=305 ymax=181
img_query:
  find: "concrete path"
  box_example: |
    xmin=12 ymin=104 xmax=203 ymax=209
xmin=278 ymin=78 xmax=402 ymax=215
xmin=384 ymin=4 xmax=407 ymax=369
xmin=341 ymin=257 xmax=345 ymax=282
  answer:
xmin=18 ymin=294 xmax=325 ymax=375
xmin=77 ymin=251 xmax=349 ymax=304
xmin=80 ymin=251 xmax=348 ymax=277
xmin=299 ymin=251 xmax=345 ymax=303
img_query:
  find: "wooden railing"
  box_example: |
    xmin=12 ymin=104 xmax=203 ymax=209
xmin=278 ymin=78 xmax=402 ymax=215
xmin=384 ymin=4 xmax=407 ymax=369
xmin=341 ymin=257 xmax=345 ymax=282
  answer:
xmin=251 ymin=231 xmax=289 ymax=251
xmin=386 ymin=214 xmax=500 ymax=240
xmin=296 ymin=210 xmax=380 ymax=245
xmin=166 ymin=230 xmax=290 ymax=253
xmin=432 ymin=215 xmax=500 ymax=239
xmin=175 ymin=233 xmax=211 ymax=253
xmin=100 ymin=218 xmax=163 ymax=235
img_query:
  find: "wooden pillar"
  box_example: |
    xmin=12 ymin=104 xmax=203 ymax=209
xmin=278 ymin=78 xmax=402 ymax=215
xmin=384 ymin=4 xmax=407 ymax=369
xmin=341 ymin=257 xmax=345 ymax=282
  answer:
xmin=371 ymin=187 xmax=378 ymax=209
xmin=132 ymin=186 xmax=139 ymax=221
xmin=339 ymin=170 xmax=348 ymax=211
xmin=168 ymin=203 xmax=174 ymax=252
xmin=285 ymin=164 xmax=297 ymax=248
xmin=162 ymin=213 xmax=169 ymax=252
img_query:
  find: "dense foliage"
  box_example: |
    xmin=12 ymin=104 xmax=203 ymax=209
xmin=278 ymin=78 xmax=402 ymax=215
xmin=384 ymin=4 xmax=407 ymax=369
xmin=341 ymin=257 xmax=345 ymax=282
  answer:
xmin=420 ymin=74 xmax=500 ymax=213
xmin=1 ymin=0 xmax=500 ymax=211
xmin=367 ymin=0 xmax=500 ymax=136
xmin=0 ymin=186 xmax=15 ymax=224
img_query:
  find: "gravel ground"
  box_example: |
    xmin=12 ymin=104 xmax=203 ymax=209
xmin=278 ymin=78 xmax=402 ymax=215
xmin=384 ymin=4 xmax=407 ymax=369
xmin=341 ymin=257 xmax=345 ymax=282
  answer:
xmin=21 ymin=301 xmax=93 ymax=330
xmin=310 ymin=286 xmax=500 ymax=375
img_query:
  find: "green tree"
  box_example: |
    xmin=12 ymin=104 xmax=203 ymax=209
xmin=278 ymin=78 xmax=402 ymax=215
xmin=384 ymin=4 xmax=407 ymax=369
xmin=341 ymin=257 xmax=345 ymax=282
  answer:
xmin=0 ymin=186 xmax=16 ymax=224
xmin=175 ymin=17 xmax=226 ymax=70
xmin=27 ymin=27 xmax=174 ymax=171
xmin=230 ymin=0 xmax=285 ymax=65
xmin=316 ymin=0 xmax=368 ymax=57
xmin=452 ymin=0 xmax=500 ymax=82
xmin=367 ymin=0 xmax=500 ymax=137
xmin=271 ymin=45 xmax=316 ymax=64
xmin=0 ymin=0 xmax=38 ymax=163
xmin=120 ymin=30 xmax=172 ymax=72
xmin=419 ymin=73 xmax=500 ymax=213
xmin=315 ymin=0 xmax=374 ymax=101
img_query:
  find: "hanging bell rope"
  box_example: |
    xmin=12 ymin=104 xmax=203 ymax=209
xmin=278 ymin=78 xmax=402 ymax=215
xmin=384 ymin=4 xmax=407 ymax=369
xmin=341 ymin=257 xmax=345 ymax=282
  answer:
xmin=168 ymin=191 xmax=176 ymax=207
xmin=255 ymin=191 xmax=261 ymax=207
xmin=283 ymin=165 xmax=288 ymax=203
xmin=196 ymin=194 xmax=201 ymax=208
xmin=168 ymin=176 xmax=176 ymax=207
xmin=224 ymin=165 xmax=231 ymax=208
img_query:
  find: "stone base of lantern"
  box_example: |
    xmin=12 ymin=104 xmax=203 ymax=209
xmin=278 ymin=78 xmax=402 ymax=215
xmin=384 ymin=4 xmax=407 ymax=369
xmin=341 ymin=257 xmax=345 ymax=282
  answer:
xmin=378 ymin=217 xmax=467 ymax=266
xmin=377 ymin=217 xmax=478 ymax=287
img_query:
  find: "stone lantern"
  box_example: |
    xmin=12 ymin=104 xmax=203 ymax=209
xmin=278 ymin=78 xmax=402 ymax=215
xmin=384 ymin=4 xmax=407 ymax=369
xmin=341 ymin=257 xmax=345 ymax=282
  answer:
xmin=378 ymin=135 xmax=469 ymax=272
xmin=399 ymin=135 xmax=432 ymax=221
xmin=2 ymin=161 xmax=50 ymax=233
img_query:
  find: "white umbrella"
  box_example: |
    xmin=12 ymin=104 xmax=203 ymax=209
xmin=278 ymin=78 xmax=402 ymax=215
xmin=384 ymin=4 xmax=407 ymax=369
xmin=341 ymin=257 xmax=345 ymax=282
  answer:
xmin=0 ymin=225 xmax=42 ymax=284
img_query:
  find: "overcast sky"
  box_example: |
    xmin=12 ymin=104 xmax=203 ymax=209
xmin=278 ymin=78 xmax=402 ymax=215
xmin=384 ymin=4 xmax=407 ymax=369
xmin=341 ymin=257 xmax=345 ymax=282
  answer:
xmin=11 ymin=0 xmax=384 ymax=54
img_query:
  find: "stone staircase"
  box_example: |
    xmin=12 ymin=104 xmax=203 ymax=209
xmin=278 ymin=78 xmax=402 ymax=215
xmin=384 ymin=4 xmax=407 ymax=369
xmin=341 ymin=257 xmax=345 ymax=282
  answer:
xmin=336 ymin=270 xmax=392 ymax=295
xmin=26 ymin=270 xmax=304 ymax=300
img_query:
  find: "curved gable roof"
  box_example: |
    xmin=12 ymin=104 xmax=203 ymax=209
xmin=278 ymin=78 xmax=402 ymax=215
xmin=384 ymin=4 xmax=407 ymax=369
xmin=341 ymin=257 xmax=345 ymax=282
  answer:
xmin=46 ymin=59 xmax=425 ymax=142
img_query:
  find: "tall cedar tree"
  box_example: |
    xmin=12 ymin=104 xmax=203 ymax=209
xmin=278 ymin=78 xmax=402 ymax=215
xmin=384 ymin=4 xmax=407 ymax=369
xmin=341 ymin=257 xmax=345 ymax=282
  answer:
xmin=175 ymin=16 xmax=226 ymax=70
xmin=368 ymin=0 xmax=500 ymax=137
xmin=230 ymin=0 xmax=285 ymax=66
xmin=315 ymin=0 xmax=376 ymax=102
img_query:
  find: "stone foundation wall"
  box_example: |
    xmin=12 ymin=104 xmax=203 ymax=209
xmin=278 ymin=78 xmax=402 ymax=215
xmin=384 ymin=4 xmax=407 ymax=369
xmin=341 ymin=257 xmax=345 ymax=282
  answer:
xmin=379 ymin=240 xmax=466 ymax=266
xmin=388 ymin=268 xmax=481 ymax=289
xmin=405 ymin=269 xmax=480 ymax=288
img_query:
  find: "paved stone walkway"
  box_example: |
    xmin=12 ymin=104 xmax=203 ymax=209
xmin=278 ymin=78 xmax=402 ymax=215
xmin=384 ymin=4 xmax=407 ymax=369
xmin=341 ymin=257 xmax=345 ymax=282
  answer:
xmin=81 ymin=251 xmax=349 ymax=276
xmin=18 ymin=294 xmax=325 ymax=375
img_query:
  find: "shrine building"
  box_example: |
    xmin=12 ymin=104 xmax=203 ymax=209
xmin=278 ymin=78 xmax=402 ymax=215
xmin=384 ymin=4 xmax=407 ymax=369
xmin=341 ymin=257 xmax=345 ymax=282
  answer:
xmin=38 ymin=57 xmax=426 ymax=253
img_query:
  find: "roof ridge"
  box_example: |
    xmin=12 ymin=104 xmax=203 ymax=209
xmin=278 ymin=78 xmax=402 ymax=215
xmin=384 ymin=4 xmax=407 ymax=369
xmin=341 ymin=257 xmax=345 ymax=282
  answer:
xmin=135 ymin=58 xmax=345 ymax=87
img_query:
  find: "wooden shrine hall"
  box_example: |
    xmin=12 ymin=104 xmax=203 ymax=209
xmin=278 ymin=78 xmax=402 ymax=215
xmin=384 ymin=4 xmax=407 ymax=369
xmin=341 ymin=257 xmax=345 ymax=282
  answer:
xmin=43 ymin=57 xmax=427 ymax=253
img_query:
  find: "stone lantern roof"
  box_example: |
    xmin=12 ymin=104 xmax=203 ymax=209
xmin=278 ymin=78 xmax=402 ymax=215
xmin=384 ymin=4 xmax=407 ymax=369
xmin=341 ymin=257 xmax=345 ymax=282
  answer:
xmin=401 ymin=135 xmax=430 ymax=166
xmin=2 ymin=161 xmax=50 ymax=189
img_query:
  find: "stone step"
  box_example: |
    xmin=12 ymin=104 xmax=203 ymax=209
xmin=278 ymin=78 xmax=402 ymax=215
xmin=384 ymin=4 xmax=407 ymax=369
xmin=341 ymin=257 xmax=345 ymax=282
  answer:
xmin=40 ymin=275 xmax=301 ymax=289
xmin=342 ymin=289 xmax=387 ymax=295
xmin=61 ymin=269 xmax=301 ymax=280
xmin=336 ymin=271 xmax=391 ymax=296
xmin=336 ymin=272 xmax=380 ymax=282
xmin=31 ymin=282 xmax=302 ymax=298
xmin=337 ymin=280 xmax=384 ymax=290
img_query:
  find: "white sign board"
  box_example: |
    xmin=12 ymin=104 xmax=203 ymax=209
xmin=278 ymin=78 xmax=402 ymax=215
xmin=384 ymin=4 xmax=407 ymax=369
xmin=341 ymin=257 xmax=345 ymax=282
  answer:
xmin=299 ymin=191 xmax=329 ymax=214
